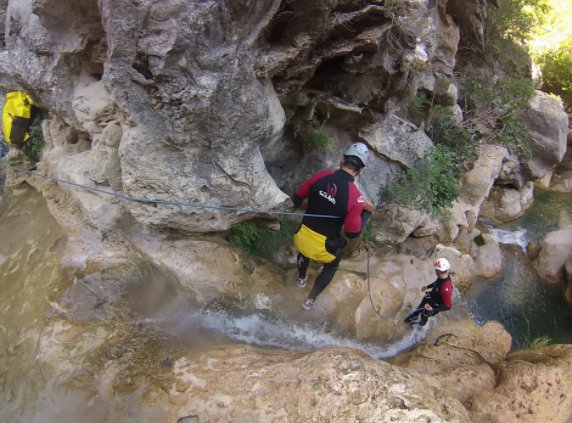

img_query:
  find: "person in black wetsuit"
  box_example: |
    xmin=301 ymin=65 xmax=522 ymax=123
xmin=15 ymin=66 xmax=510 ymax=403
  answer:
xmin=292 ymin=143 xmax=374 ymax=310
xmin=404 ymin=257 xmax=454 ymax=326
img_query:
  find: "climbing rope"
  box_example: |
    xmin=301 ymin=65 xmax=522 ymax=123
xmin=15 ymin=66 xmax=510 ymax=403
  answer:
xmin=361 ymin=218 xmax=384 ymax=318
xmin=0 ymin=168 xmax=7 ymax=215
xmin=0 ymin=163 xmax=342 ymax=220
xmin=364 ymin=241 xmax=385 ymax=318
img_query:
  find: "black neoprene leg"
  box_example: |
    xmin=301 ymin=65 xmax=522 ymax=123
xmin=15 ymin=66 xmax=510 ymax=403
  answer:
xmin=405 ymin=298 xmax=429 ymax=322
xmin=297 ymin=253 xmax=310 ymax=278
xmin=308 ymin=256 xmax=341 ymax=301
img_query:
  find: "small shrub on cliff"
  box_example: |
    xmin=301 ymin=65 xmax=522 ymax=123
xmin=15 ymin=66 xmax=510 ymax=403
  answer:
xmin=23 ymin=108 xmax=48 ymax=163
xmin=227 ymin=219 xmax=294 ymax=258
xmin=426 ymin=109 xmax=478 ymax=174
xmin=288 ymin=120 xmax=330 ymax=153
xmin=306 ymin=131 xmax=329 ymax=151
xmin=382 ymin=144 xmax=459 ymax=220
xmin=460 ymin=77 xmax=533 ymax=158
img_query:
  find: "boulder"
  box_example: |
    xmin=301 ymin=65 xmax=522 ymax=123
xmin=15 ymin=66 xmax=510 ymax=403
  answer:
xmin=469 ymin=345 xmax=572 ymax=423
xmin=522 ymin=91 xmax=569 ymax=180
xmin=169 ymin=346 xmax=472 ymax=423
xmin=531 ymin=226 xmax=572 ymax=285
xmin=390 ymin=319 xmax=512 ymax=404
xmin=480 ymin=182 xmax=534 ymax=223
xmin=472 ymin=233 xmax=503 ymax=278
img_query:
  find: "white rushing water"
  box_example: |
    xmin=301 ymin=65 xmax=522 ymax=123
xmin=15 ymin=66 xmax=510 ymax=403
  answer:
xmin=143 ymin=307 xmax=433 ymax=360
xmin=489 ymin=227 xmax=529 ymax=251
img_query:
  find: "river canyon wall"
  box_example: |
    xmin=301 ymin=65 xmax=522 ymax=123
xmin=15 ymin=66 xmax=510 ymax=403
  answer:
xmin=0 ymin=0 xmax=571 ymax=422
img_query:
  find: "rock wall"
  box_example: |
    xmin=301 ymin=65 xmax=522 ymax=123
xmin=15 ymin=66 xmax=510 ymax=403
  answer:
xmin=0 ymin=0 xmax=464 ymax=234
xmin=0 ymin=0 xmax=568 ymax=240
xmin=0 ymin=2 xmax=571 ymax=421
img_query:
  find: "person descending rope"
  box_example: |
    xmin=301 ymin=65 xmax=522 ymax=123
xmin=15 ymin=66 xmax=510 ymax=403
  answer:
xmin=404 ymin=257 xmax=453 ymax=326
xmin=2 ymin=91 xmax=36 ymax=149
xmin=292 ymin=142 xmax=374 ymax=310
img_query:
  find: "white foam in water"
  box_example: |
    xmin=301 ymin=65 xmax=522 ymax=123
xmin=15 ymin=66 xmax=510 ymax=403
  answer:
xmin=138 ymin=301 xmax=434 ymax=360
xmin=196 ymin=309 xmax=430 ymax=360
xmin=489 ymin=227 xmax=528 ymax=251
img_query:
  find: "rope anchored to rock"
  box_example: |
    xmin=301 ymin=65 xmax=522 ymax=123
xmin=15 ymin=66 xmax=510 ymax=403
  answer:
xmin=0 ymin=163 xmax=342 ymax=220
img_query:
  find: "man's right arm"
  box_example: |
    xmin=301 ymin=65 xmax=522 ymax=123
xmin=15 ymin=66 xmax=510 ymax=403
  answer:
xmin=292 ymin=170 xmax=333 ymax=207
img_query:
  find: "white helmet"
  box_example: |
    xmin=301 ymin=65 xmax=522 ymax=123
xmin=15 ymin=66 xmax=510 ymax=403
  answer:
xmin=434 ymin=258 xmax=450 ymax=272
xmin=344 ymin=142 xmax=369 ymax=166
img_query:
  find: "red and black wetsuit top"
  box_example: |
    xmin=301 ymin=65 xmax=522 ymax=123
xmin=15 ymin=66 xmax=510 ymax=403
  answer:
xmin=426 ymin=275 xmax=453 ymax=312
xmin=292 ymin=169 xmax=370 ymax=239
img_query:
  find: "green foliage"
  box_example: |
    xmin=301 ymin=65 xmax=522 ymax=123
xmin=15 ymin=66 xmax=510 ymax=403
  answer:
xmin=473 ymin=234 xmax=485 ymax=247
xmin=460 ymin=77 xmax=533 ymax=157
xmin=485 ymin=0 xmax=550 ymax=77
xmin=538 ymin=35 xmax=572 ymax=109
xmin=24 ymin=124 xmax=45 ymax=163
xmin=408 ymin=92 xmax=433 ymax=114
xmin=23 ymin=108 xmax=48 ymax=163
xmin=288 ymin=120 xmax=330 ymax=152
xmin=491 ymin=116 xmax=532 ymax=158
xmin=395 ymin=91 xmax=479 ymax=220
xmin=461 ymin=77 xmax=533 ymax=113
xmin=227 ymin=219 xmax=295 ymax=258
xmin=306 ymin=131 xmax=329 ymax=151
xmin=382 ymin=144 xmax=459 ymax=220
xmin=492 ymin=37 xmax=532 ymax=77
xmin=524 ymin=335 xmax=551 ymax=349
xmin=426 ymin=111 xmax=478 ymax=174
xmin=487 ymin=0 xmax=551 ymax=43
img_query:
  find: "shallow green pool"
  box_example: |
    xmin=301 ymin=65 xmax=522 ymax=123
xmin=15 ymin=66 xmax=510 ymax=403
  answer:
xmin=467 ymin=189 xmax=572 ymax=350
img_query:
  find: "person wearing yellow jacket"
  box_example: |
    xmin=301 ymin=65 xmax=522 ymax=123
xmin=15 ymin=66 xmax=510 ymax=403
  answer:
xmin=2 ymin=91 xmax=36 ymax=148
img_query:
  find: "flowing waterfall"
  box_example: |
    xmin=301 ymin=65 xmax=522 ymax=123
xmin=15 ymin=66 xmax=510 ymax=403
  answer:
xmin=489 ymin=227 xmax=529 ymax=251
xmin=140 ymin=306 xmax=432 ymax=360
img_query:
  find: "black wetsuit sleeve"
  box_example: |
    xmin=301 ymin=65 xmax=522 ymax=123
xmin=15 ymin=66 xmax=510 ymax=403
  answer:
xmin=292 ymin=193 xmax=303 ymax=208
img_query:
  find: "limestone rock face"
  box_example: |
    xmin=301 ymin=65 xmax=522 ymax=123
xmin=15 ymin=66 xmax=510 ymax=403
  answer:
xmin=522 ymin=91 xmax=570 ymax=180
xmin=545 ymin=146 xmax=572 ymax=193
xmin=169 ymin=346 xmax=472 ymax=423
xmin=531 ymin=226 xmax=572 ymax=284
xmin=480 ymin=181 xmax=535 ymax=223
xmin=390 ymin=320 xmax=513 ymax=404
xmin=0 ymin=0 xmax=470 ymax=234
xmin=469 ymin=345 xmax=572 ymax=423
xmin=391 ymin=325 xmax=572 ymax=423
xmin=531 ymin=225 xmax=572 ymax=306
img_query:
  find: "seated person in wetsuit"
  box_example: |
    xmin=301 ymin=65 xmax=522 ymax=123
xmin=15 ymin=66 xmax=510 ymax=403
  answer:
xmin=404 ymin=257 xmax=453 ymax=326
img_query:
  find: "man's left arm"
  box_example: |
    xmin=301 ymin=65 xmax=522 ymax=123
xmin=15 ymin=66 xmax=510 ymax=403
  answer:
xmin=344 ymin=198 xmax=373 ymax=238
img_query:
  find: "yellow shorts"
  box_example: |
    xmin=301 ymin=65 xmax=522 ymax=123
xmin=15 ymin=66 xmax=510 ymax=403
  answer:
xmin=294 ymin=224 xmax=336 ymax=264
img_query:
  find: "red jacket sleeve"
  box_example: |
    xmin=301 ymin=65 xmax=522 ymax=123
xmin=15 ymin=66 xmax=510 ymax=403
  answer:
xmin=343 ymin=184 xmax=366 ymax=237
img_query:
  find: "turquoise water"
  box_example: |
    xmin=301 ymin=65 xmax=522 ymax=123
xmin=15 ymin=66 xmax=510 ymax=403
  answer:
xmin=466 ymin=189 xmax=572 ymax=350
